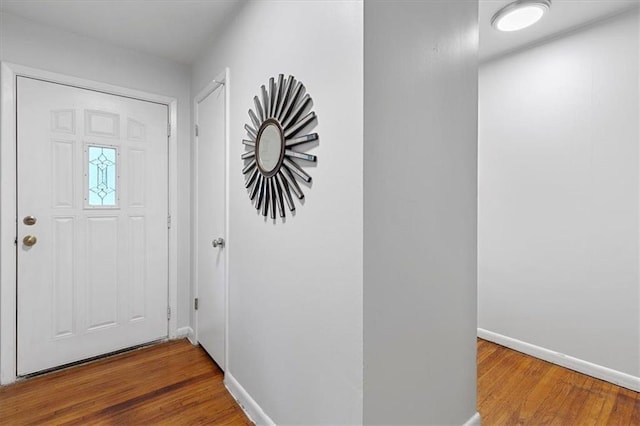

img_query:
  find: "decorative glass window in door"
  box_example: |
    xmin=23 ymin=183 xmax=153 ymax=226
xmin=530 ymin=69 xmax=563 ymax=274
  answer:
xmin=87 ymin=145 xmax=118 ymax=206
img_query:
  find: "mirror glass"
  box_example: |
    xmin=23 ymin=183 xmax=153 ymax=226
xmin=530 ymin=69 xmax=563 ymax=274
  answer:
xmin=257 ymin=123 xmax=283 ymax=174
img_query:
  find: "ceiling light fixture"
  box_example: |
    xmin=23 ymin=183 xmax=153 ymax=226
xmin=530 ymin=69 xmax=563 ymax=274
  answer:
xmin=491 ymin=0 xmax=551 ymax=32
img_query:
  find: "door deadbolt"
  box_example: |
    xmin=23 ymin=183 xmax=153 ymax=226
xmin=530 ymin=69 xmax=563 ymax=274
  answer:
xmin=23 ymin=216 xmax=37 ymax=226
xmin=23 ymin=235 xmax=37 ymax=247
xmin=212 ymin=238 xmax=225 ymax=248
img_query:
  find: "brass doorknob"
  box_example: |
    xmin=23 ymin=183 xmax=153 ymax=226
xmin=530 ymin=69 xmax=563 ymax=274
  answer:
xmin=23 ymin=235 xmax=37 ymax=247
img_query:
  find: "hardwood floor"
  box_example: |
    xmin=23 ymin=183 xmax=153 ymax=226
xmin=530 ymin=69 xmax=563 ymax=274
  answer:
xmin=0 ymin=339 xmax=252 ymax=425
xmin=478 ymin=338 xmax=640 ymax=425
xmin=2 ymin=338 xmax=638 ymax=425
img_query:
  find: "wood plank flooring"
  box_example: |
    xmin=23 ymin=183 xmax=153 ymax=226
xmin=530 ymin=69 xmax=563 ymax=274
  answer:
xmin=478 ymin=338 xmax=640 ymax=425
xmin=1 ymin=338 xmax=638 ymax=425
xmin=0 ymin=339 xmax=252 ymax=425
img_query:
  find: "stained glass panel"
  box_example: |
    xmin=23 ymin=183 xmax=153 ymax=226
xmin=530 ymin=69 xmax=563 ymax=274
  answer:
xmin=88 ymin=146 xmax=117 ymax=206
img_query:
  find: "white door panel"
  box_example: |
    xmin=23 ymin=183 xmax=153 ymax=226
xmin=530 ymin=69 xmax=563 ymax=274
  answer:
xmin=17 ymin=77 xmax=169 ymax=375
xmin=196 ymin=83 xmax=226 ymax=369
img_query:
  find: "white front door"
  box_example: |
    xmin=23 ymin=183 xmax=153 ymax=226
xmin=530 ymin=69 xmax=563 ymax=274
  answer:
xmin=195 ymin=81 xmax=226 ymax=369
xmin=17 ymin=77 xmax=169 ymax=376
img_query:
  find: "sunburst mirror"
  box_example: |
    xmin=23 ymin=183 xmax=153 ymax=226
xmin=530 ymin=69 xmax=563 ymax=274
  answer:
xmin=242 ymin=74 xmax=318 ymax=219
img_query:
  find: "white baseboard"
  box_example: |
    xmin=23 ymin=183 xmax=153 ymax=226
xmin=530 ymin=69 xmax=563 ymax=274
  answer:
xmin=175 ymin=326 xmax=195 ymax=344
xmin=478 ymin=328 xmax=640 ymax=392
xmin=225 ymin=372 xmax=275 ymax=426
xmin=462 ymin=412 xmax=481 ymax=426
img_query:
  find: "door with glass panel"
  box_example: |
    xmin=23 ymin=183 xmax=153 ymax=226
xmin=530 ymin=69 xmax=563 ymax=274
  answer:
xmin=16 ymin=76 xmax=169 ymax=376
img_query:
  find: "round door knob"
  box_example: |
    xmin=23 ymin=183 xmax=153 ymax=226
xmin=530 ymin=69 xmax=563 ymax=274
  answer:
xmin=212 ymin=238 xmax=225 ymax=248
xmin=23 ymin=216 xmax=37 ymax=226
xmin=23 ymin=235 xmax=37 ymax=247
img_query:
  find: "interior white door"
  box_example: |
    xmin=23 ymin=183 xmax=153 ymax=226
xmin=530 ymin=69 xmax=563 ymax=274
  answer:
xmin=17 ymin=77 xmax=169 ymax=376
xmin=196 ymin=82 xmax=226 ymax=369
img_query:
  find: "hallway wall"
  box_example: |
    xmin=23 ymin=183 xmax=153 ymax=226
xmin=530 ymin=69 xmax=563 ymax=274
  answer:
xmin=191 ymin=1 xmax=364 ymax=424
xmin=363 ymin=1 xmax=479 ymax=424
xmin=479 ymin=9 xmax=640 ymax=380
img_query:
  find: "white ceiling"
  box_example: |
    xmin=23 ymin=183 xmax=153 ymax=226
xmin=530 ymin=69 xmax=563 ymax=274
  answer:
xmin=1 ymin=0 xmax=637 ymax=64
xmin=480 ymin=0 xmax=639 ymax=61
xmin=0 ymin=0 xmax=246 ymax=64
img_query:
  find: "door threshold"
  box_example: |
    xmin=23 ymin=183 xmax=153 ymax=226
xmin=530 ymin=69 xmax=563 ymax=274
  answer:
xmin=16 ymin=338 xmax=168 ymax=382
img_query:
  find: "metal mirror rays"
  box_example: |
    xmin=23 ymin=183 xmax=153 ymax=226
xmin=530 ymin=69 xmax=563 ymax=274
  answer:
xmin=242 ymin=74 xmax=318 ymax=219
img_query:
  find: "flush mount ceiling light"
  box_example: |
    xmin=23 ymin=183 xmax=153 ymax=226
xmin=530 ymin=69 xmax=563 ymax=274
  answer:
xmin=491 ymin=0 xmax=551 ymax=32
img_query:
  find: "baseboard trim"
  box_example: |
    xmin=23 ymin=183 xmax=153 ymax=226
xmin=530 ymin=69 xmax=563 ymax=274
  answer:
xmin=175 ymin=326 xmax=195 ymax=344
xmin=462 ymin=412 xmax=482 ymax=426
xmin=225 ymin=372 xmax=275 ymax=425
xmin=478 ymin=328 xmax=640 ymax=392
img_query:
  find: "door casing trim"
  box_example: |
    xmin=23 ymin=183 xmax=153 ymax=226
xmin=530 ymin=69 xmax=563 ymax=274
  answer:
xmin=0 ymin=61 xmax=179 ymax=384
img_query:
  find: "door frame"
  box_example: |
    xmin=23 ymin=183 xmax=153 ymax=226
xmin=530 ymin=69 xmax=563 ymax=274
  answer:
xmin=0 ymin=62 xmax=179 ymax=384
xmin=192 ymin=68 xmax=230 ymax=371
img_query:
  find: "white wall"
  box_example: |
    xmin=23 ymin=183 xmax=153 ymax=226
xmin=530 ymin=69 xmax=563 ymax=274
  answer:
xmin=191 ymin=1 xmax=364 ymax=424
xmin=0 ymin=12 xmax=193 ymax=330
xmin=363 ymin=1 xmax=479 ymax=425
xmin=479 ymin=10 xmax=640 ymax=378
